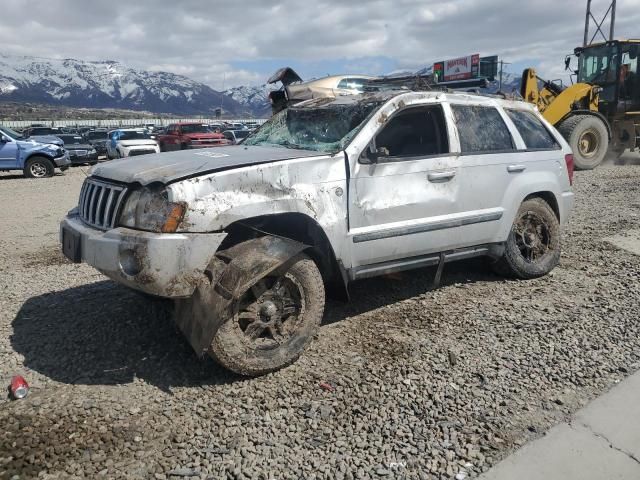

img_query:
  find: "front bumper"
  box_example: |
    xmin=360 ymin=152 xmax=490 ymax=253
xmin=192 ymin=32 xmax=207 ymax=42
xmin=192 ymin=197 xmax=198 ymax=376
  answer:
xmin=60 ymin=211 xmax=227 ymax=298
xmin=54 ymin=151 xmax=71 ymax=168
xmin=122 ymin=146 xmax=160 ymax=157
xmin=69 ymin=152 xmax=99 ymax=165
xmin=186 ymin=141 xmax=228 ymax=149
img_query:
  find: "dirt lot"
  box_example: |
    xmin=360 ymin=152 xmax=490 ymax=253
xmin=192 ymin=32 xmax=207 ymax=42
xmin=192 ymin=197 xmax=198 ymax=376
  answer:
xmin=1 ymin=163 xmax=639 ymax=480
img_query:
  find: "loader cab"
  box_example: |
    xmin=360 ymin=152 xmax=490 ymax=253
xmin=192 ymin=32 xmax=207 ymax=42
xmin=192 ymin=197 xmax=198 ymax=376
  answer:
xmin=576 ymin=40 xmax=640 ymax=115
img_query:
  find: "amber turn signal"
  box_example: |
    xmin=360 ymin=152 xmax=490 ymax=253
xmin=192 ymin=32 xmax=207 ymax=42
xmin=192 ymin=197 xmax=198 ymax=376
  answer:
xmin=161 ymin=203 xmax=186 ymax=233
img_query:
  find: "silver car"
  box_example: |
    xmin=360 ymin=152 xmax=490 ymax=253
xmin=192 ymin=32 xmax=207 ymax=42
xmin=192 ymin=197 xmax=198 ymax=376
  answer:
xmin=60 ymin=90 xmax=574 ymax=376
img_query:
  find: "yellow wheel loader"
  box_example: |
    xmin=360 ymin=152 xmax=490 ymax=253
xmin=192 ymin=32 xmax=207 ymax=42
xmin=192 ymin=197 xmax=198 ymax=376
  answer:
xmin=521 ymin=40 xmax=640 ymax=169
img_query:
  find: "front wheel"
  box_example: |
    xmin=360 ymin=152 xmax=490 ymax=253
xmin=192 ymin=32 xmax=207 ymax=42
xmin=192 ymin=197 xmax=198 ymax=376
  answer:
xmin=558 ymin=114 xmax=609 ymax=170
xmin=492 ymin=198 xmax=561 ymax=279
xmin=23 ymin=156 xmax=54 ymax=178
xmin=209 ymin=254 xmax=325 ymax=376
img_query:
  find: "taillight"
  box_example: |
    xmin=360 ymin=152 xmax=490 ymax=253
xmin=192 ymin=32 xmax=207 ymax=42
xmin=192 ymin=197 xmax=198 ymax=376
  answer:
xmin=564 ymin=153 xmax=574 ymax=185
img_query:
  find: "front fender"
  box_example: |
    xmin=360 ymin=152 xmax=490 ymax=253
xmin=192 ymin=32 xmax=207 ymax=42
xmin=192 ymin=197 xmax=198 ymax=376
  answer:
xmin=174 ymin=235 xmax=308 ymax=356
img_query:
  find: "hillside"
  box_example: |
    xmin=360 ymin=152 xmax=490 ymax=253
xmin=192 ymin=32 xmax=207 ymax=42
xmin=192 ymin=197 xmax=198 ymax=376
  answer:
xmin=0 ymin=54 xmax=250 ymax=116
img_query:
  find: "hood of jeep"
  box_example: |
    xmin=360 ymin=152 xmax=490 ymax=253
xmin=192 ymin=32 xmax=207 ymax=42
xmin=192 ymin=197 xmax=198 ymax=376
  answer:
xmin=90 ymin=145 xmax=324 ymax=185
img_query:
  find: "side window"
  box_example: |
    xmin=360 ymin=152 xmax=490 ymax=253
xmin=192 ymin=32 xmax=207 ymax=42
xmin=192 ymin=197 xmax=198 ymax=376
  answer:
xmin=505 ymin=109 xmax=559 ymax=150
xmin=371 ymin=105 xmax=449 ymax=161
xmin=451 ymin=105 xmax=514 ymax=153
xmin=337 ymin=78 xmax=366 ymax=90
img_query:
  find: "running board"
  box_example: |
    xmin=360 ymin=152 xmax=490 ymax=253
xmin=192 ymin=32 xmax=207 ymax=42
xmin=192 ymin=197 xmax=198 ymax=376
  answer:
xmin=349 ymin=244 xmax=503 ymax=281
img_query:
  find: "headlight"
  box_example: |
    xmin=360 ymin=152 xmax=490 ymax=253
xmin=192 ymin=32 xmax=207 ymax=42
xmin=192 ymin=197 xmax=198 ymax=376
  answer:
xmin=90 ymin=148 xmax=97 ymax=154
xmin=119 ymin=186 xmax=186 ymax=233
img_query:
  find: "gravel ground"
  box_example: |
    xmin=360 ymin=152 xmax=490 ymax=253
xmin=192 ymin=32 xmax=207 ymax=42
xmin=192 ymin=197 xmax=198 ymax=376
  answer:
xmin=0 ymin=163 xmax=639 ymax=480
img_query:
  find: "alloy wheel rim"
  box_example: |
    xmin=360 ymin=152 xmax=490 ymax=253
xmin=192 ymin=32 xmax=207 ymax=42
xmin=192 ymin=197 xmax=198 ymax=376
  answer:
xmin=233 ymin=274 xmax=305 ymax=350
xmin=30 ymin=162 xmax=47 ymax=177
xmin=515 ymin=211 xmax=552 ymax=263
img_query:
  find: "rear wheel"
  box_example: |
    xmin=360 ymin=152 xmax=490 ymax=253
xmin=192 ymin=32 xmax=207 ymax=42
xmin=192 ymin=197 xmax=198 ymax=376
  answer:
xmin=558 ymin=114 xmax=609 ymax=170
xmin=23 ymin=156 xmax=54 ymax=178
xmin=209 ymin=254 xmax=325 ymax=376
xmin=492 ymin=198 xmax=561 ymax=279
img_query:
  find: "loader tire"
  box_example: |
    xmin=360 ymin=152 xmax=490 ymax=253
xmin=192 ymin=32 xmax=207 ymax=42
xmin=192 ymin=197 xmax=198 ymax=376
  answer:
xmin=558 ymin=114 xmax=608 ymax=170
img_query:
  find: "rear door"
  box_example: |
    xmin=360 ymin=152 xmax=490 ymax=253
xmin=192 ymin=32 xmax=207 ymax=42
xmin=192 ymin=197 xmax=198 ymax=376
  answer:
xmin=447 ymin=102 xmax=519 ymax=246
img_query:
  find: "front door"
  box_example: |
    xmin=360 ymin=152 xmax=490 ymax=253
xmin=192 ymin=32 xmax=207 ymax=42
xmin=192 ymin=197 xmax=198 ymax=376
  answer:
xmin=0 ymin=136 xmax=18 ymax=169
xmin=348 ymin=104 xmax=465 ymax=268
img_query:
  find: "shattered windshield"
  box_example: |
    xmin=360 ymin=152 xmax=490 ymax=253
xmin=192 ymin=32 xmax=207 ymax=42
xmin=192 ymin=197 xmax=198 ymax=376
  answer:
xmin=244 ymin=97 xmax=384 ymax=153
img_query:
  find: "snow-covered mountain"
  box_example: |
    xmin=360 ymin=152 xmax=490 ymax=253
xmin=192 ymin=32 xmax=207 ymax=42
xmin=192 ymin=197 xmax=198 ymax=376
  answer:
xmin=0 ymin=54 xmax=249 ymax=116
xmin=0 ymin=54 xmax=525 ymax=118
xmin=223 ymin=84 xmax=275 ymax=118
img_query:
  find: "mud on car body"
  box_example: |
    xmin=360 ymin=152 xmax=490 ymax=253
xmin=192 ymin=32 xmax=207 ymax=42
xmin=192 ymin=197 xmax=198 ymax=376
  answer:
xmin=60 ymin=91 xmax=575 ymax=376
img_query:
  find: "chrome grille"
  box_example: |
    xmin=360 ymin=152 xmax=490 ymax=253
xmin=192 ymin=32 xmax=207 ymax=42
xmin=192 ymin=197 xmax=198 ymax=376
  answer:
xmin=78 ymin=178 xmax=127 ymax=230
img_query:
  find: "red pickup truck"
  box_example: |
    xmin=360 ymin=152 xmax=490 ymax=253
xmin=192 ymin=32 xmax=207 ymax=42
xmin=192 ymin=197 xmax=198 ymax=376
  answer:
xmin=157 ymin=122 xmax=229 ymax=151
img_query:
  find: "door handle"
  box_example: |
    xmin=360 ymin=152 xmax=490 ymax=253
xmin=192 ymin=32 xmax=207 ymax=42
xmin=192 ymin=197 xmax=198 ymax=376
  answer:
xmin=427 ymin=171 xmax=456 ymax=182
xmin=507 ymin=164 xmax=526 ymax=173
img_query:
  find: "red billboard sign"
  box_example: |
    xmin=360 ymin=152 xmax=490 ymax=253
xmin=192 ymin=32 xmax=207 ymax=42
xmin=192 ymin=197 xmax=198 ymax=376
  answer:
xmin=440 ymin=54 xmax=480 ymax=81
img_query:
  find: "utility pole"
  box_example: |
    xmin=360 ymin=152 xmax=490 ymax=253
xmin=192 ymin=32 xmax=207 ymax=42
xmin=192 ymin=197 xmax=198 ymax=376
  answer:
xmin=498 ymin=59 xmax=511 ymax=91
xmin=219 ymin=73 xmax=226 ymax=118
xmin=583 ymin=0 xmax=617 ymax=47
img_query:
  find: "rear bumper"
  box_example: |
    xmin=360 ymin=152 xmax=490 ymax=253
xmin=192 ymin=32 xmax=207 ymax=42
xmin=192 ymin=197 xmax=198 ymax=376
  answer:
xmin=60 ymin=211 xmax=227 ymax=298
xmin=560 ymin=191 xmax=575 ymax=226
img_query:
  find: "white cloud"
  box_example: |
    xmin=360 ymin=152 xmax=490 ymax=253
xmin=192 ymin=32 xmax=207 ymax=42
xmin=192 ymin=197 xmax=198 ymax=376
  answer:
xmin=0 ymin=0 xmax=637 ymax=87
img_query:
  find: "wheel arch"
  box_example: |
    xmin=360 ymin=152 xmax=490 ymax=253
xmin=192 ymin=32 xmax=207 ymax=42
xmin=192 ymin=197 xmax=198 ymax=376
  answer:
xmin=219 ymin=212 xmax=349 ymax=299
xmin=524 ymin=191 xmax=560 ymax=221
xmin=24 ymin=151 xmax=55 ymax=165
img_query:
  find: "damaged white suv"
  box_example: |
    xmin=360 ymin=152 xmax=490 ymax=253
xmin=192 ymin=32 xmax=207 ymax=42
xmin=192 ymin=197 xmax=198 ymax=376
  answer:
xmin=61 ymin=91 xmax=575 ymax=376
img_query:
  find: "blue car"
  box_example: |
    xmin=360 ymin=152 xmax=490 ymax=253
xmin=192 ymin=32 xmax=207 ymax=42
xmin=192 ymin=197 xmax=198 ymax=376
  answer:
xmin=0 ymin=126 xmax=71 ymax=178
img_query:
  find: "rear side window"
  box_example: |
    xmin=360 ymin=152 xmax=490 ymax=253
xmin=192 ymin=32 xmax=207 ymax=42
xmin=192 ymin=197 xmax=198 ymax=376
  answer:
xmin=506 ymin=109 xmax=560 ymax=150
xmin=451 ymin=105 xmax=514 ymax=153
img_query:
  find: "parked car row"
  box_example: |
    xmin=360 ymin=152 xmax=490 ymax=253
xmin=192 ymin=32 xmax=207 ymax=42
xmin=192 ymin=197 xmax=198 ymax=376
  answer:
xmin=1 ymin=120 xmax=259 ymax=178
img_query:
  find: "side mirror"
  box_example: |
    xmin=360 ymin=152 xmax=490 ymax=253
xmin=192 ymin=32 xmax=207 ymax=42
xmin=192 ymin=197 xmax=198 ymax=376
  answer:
xmin=0 ymin=135 xmax=8 ymax=143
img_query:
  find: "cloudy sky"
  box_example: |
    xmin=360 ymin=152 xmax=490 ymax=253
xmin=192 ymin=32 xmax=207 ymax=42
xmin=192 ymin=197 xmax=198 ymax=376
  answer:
xmin=1 ymin=0 xmax=638 ymax=88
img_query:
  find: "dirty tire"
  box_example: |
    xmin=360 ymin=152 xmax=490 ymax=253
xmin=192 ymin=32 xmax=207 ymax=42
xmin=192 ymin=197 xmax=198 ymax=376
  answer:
xmin=558 ymin=114 xmax=608 ymax=170
xmin=23 ymin=156 xmax=54 ymax=178
xmin=492 ymin=197 xmax=561 ymax=280
xmin=209 ymin=254 xmax=325 ymax=376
